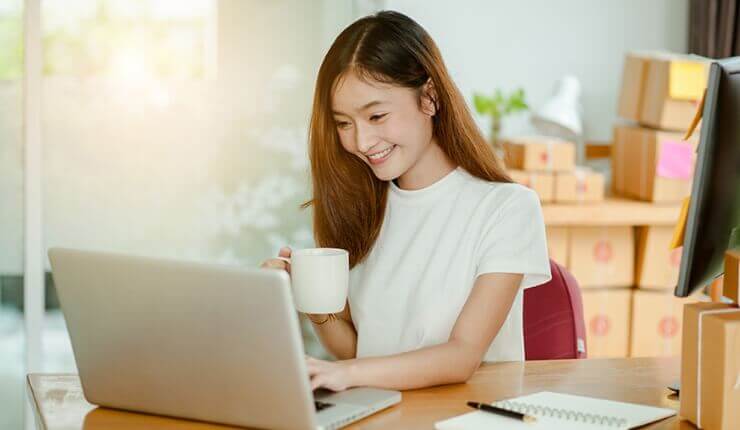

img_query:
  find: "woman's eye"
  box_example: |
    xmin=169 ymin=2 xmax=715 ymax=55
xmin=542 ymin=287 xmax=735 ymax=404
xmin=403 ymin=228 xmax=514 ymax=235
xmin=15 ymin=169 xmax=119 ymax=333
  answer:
xmin=370 ymin=113 xmax=387 ymax=121
xmin=335 ymin=121 xmax=351 ymax=129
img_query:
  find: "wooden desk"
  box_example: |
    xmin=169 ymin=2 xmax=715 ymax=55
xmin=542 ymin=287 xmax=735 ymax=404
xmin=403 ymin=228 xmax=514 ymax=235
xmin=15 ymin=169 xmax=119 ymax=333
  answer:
xmin=27 ymin=357 xmax=695 ymax=430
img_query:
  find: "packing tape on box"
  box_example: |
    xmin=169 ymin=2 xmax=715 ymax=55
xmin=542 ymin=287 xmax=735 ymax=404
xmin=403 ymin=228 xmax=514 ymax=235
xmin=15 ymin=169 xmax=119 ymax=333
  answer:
xmin=616 ymin=130 xmax=626 ymax=193
xmin=696 ymin=307 xmax=740 ymax=428
xmin=640 ymin=131 xmax=650 ymax=198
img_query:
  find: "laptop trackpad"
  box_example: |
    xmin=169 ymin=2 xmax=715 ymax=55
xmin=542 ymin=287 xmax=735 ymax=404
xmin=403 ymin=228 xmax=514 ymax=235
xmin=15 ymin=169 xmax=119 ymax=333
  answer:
xmin=314 ymin=387 xmax=401 ymax=406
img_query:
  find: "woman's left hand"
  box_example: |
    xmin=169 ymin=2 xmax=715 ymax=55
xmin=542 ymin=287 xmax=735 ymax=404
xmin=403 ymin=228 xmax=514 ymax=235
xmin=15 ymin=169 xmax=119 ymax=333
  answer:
xmin=306 ymin=355 xmax=356 ymax=391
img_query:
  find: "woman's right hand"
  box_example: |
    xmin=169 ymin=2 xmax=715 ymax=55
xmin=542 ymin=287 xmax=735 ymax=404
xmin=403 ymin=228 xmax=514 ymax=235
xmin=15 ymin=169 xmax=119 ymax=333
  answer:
xmin=260 ymin=246 xmax=292 ymax=275
xmin=260 ymin=246 xmax=331 ymax=323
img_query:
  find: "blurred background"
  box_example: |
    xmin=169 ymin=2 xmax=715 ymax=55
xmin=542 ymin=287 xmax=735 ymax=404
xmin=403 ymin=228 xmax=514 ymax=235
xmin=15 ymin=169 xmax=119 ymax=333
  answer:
xmin=0 ymin=0 xmax=713 ymax=428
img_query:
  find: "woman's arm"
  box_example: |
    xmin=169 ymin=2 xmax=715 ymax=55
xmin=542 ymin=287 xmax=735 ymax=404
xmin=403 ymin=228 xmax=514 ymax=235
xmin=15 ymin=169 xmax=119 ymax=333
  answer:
xmin=261 ymin=247 xmax=358 ymax=360
xmin=309 ymin=299 xmax=357 ymax=360
xmin=307 ymin=272 xmax=523 ymax=391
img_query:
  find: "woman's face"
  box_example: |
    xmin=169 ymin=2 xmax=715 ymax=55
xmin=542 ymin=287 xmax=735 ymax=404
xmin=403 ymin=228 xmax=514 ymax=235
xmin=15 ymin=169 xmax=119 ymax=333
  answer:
xmin=331 ymin=71 xmax=436 ymax=181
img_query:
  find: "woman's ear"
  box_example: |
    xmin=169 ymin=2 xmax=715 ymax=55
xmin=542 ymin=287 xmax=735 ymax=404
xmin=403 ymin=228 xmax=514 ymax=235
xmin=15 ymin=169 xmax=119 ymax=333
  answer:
xmin=420 ymin=78 xmax=438 ymax=116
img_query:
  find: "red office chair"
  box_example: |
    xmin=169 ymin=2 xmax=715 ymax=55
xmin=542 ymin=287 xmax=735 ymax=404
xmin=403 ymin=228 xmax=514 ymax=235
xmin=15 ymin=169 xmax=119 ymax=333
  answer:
xmin=523 ymin=259 xmax=587 ymax=360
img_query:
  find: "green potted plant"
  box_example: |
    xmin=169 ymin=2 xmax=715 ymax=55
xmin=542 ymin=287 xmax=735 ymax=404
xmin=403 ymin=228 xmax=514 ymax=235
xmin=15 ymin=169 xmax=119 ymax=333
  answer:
xmin=473 ymin=88 xmax=528 ymax=155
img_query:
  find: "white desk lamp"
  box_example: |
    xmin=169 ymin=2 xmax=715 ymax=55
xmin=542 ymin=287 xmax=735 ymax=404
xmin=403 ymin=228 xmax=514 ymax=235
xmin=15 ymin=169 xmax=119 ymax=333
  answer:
xmin=531 ymin=75 xmax=585 ymax=163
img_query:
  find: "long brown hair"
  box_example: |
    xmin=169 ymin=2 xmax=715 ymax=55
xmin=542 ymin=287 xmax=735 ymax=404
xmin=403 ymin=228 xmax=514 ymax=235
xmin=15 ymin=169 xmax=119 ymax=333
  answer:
xmin=302 ymin=11 xmax=511 ymax=269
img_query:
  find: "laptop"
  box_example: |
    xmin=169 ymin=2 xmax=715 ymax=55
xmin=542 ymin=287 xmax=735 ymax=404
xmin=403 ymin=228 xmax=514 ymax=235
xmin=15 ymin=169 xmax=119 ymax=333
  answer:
xmin=48 ymin=247 xmax=401 ymax=430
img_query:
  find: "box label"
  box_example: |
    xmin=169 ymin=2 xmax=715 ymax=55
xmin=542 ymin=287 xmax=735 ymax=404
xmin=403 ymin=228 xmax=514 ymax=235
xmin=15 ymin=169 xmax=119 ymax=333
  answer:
xmin=669 ymin=61 xmax=707 ymax=100
xmin=593 ymin=240 xmax=613 ymax=263
xmin=657 ymin=140 xmax=693 ymax=179
xmin=659 ymin=316 xmax=679 ymax=339
xmin=590 ymin=315 xmax=611 ymax=336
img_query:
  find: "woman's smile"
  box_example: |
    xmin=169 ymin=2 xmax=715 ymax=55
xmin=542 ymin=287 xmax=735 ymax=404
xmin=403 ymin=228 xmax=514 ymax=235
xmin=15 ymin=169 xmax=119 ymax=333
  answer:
xmin=367 ymin=145 xmax=397 ymax=165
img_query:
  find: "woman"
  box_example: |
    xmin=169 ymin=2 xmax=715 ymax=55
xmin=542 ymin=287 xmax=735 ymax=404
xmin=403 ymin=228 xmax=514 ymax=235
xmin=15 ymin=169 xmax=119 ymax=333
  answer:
xmin=261 ymin=11 xmax=551 ymax=392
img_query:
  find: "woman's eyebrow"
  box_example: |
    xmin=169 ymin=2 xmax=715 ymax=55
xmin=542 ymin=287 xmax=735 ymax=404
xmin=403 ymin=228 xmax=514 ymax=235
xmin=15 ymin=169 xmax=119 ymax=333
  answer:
xmin=332 ymin=100 xmax=387 ymax=115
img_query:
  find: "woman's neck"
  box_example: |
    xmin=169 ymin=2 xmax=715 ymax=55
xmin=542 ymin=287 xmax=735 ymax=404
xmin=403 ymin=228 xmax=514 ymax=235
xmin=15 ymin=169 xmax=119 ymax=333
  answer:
xmin=395 ymin=138 xmax=457 ymax=190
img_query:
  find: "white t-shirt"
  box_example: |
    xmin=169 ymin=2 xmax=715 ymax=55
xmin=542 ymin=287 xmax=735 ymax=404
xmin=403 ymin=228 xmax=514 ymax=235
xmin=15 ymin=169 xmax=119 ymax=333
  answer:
xmin=348 ymin=166 xmax=551 ymax=362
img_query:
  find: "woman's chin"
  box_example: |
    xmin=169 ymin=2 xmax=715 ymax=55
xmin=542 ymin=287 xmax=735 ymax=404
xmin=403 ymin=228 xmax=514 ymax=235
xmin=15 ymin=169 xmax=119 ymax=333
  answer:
xmin=371 ymin=166 xmax=401 ymax=182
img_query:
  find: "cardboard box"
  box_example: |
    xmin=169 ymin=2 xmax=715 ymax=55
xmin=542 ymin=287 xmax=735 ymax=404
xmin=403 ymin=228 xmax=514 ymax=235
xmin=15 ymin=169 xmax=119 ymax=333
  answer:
xmin=508 ymin=170 xmax=554 ymax=202
xmin=503 ymin=136 xmax=576 ymax=173
xmin=569 ymin=227 xmax=634 ymax=288
xmin=635 ymin=226 xmax=683 ymax=290
xmin=617 ymin=52 xmax=649 ymax=122
xmin=699 ymin=311 xmax=740 ymax=430
xmin=724 ymin=249 xmax=740 ymax=303
xmin=546 ymin=227 xmax=568 ymax=267
xmin=554 ymin=168 xmax=605 ymax=203
xmin=612 ymin=125 xmax=698 ymax=202
xmin=680 ymin=302 xmax=740 ymax=429
xmin=629 ymin=290 xmax=701 ymax=357
xmin=581 ymin=288 xmax=632 ymax=358
xmin=617 ymin=52 xmax=709 ymax=131
xmin=642 ymin=55 xmax=708 ymax=131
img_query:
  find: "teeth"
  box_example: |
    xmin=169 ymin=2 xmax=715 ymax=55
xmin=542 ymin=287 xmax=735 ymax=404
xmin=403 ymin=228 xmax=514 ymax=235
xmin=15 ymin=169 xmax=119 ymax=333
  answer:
xmin=368 ymin=146 xmax=393 ymax=160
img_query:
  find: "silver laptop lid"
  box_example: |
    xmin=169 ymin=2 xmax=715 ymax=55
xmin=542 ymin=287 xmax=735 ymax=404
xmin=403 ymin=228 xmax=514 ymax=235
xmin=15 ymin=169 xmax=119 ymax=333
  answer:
xmin=49 ymin=247 xmax=318 ymax=429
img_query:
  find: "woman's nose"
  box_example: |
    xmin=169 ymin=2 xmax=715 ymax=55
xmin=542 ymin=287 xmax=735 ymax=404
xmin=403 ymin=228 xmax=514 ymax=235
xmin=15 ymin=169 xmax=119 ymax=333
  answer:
xmin=355 ymin=124 xmax=378 ymax=154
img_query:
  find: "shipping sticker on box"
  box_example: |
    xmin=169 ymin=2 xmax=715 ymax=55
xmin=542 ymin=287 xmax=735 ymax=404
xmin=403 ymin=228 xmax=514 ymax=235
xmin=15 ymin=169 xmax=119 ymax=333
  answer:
xmin=657 ymin=140 xmax=694 ymax=180
xmin=669 ymin=61 xmax=707 ymax=101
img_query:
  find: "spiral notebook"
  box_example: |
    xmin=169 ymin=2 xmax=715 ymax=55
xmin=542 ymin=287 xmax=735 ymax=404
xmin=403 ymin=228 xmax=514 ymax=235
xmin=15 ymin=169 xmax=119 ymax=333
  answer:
xmin=434 ymin=391 xmax=676 ymax=430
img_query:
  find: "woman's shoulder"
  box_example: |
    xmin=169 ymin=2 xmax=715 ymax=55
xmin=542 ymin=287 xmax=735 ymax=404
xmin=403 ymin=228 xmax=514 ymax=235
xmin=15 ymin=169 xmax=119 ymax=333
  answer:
xmin=458 ymin=169 xmax=538 ymax=206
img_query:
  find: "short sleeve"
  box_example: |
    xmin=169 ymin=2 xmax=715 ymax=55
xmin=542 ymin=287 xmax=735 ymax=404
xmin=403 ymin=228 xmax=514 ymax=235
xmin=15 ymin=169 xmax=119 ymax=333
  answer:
xmin=475 ymin=187 xmax=551 ymax=289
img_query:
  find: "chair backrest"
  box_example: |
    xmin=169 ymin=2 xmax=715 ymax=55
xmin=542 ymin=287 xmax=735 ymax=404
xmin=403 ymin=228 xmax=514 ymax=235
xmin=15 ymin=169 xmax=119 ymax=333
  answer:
xmin=523 ymin=259 xmax=587 ymax=360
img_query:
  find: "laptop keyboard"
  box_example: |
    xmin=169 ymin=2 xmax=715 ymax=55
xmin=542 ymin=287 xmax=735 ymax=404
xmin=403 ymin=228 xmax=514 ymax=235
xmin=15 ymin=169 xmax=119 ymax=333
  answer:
xmin=314 ymin=400 xmax=335 ymax=412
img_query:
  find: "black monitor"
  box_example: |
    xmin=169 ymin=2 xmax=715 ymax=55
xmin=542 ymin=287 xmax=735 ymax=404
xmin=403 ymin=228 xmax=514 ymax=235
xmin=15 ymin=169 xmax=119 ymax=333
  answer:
xmin=675 ymin=57 xmax=740 ymax=297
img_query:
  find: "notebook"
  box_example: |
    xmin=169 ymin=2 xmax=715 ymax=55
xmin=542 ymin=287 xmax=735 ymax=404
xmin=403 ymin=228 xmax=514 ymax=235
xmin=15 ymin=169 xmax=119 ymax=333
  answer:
xmin=434 ymin=391 xmax=676 ymax=430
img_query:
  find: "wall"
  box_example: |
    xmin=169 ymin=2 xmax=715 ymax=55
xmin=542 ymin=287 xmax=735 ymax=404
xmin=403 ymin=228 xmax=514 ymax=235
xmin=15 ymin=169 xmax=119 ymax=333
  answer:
xmin=384 ymin=0 xmax=689 ymax=141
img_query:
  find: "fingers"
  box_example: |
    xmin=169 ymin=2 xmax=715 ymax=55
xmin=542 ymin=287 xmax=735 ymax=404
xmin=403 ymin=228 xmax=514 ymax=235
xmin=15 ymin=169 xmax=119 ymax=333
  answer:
xmin=279 ymin=246 xmax=292 ymax=274
xmin=260 ymin=246 xmax=292 ymax=272
xmin=305 ymin=356 xmax=322 ymax=374
xmin=260 ymin=259 xmax=288 ymax=270
xmin=305 ymin=362 xmax=319 ymax=377
xmin=306 ymin=356 xmax=323 ymax=389
xmin=311 ymin=376 xmax=323 ymax=391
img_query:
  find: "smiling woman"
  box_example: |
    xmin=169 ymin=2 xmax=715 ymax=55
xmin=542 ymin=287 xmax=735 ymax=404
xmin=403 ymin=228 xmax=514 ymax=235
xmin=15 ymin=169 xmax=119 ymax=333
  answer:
xmin=262 ymin=11 xmax=551 ymax=392
xmin=331 ymin=72 xmax=445 ymax=181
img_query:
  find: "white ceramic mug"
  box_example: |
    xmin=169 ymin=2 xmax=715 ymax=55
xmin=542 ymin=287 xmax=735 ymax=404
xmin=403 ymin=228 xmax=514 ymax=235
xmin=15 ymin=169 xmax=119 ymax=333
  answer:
xmin=275 ymin=248 xmax=349 ymax=314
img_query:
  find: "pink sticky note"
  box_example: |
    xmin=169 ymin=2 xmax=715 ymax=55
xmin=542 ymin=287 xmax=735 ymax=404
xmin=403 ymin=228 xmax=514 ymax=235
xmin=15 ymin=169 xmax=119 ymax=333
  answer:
xmin=657 ymin=140 xmax=693 ymax=179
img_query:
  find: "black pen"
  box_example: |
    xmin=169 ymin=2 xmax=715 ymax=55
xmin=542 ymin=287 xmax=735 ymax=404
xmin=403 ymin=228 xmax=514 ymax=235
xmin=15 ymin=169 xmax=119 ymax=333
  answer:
xmin=467 ymin=401 xmax=537 ymax=423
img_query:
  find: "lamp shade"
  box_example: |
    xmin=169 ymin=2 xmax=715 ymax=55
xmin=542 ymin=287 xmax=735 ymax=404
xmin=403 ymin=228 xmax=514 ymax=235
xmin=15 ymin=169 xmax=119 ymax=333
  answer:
xmin=531 ymin=75 xmax=583 ymax=138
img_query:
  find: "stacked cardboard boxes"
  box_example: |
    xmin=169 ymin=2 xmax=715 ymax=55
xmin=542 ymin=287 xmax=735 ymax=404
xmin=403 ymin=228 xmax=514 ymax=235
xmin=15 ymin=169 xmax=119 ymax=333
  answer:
xmin=613 ymin=52 xmax=707 ymax=203
xmin=680 ymin=300 xmax=740 ymax=429
xmin=616 ymin=52 xmax=708 ymax=358
xmin=630 ymin=225 xmax=692 ymax=356
xmin=617 ymin=51 xmax=708 ymax=130
xmin=544 ymin=225 xmax=634 ymax=358
xmin=503 ymin=136 xmax=605 ymax=204
xmin=678 ymin=251 xmax=740 ymax=430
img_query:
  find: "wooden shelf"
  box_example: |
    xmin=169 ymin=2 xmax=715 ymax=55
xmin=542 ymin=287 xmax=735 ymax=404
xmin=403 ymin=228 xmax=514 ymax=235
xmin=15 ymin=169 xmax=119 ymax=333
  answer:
xmin=543 ymin=197 xmax=681 ymax=227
